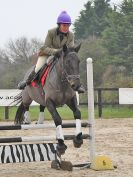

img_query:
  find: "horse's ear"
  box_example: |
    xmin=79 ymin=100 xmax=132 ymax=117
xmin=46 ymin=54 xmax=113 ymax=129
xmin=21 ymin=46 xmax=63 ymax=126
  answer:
xmin=74 ymin=43 xmax=81 ymax=53
xmin=63 ymin=44 xmax=68 ymax=53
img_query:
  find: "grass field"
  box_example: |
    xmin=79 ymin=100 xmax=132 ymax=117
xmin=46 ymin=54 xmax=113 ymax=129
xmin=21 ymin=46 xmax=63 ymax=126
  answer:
xmin=0 ymin=105 xmax=133 ymax=121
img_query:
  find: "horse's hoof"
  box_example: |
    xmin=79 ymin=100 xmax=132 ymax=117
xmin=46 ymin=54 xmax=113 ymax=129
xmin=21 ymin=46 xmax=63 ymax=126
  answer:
xmin=14 ymin=122 xmax=20 ymax=125
xmin=60 ymin=161 xmax=73 ymax=171
xmin=51 ymin=160 xmax=60 ymax=170
xmin=73 ymin=132 xmax=83 ymax=148
xmin=23 ymin=121 xmax=31 ymax=125
xmin=56 ymin=143 xmax=67 ymax=156
xmin=35 ymin=122 xmax=44 ymax=124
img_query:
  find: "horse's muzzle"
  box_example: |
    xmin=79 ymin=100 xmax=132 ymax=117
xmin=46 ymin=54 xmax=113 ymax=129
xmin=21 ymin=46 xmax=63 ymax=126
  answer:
xmin=69 ymin=78 xmax=81 ymax=91
xmin=66 ymin=74 xmax=80 ymax=91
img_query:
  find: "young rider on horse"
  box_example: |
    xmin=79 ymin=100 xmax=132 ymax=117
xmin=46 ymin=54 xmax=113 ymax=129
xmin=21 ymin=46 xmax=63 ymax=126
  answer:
xmin=18 ymin=11 xmax=85 ymax=93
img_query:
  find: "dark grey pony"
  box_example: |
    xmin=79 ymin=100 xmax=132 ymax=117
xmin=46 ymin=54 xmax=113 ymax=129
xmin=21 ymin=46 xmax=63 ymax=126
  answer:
xmin=14 ymin=44 xmax=83 ymax=155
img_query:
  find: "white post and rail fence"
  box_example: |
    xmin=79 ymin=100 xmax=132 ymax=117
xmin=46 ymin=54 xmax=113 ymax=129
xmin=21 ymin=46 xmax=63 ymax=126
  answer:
xmin=0 ymin=90 xmax=80 ymax=119
xmin=0 ymin=88 xmax=133 ymax=119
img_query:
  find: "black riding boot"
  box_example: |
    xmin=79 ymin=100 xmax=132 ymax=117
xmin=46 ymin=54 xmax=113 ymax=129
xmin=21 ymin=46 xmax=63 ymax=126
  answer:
xmin=77 ymin=84 xmax=85 ymax=94
xmin=18 ymin=70 xmax=37 ymax=90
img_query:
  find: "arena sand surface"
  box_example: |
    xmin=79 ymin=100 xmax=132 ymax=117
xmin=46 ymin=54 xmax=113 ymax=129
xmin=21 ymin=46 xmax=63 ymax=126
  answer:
xmin=0 ymin=118 xmax=132 ymax=177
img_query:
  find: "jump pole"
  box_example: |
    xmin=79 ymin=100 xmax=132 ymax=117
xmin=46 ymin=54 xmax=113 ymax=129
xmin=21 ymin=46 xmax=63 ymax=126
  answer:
xmin=87 ymin=58 xmax=114 ymax=170
xmin=0 ymin=122 xmax=89 ymax=130
xmin=0 ymin=134 xmax=90 ymax=143
xmin=87 ymin=58 xmax=96 ymax=162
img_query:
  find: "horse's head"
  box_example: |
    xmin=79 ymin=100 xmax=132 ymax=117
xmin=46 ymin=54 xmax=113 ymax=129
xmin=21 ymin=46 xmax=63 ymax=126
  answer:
xmin=59 ymin=43 xmax=81 ymax=91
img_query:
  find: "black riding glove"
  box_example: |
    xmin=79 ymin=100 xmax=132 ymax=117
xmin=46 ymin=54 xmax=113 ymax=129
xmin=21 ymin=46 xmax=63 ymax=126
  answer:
xmin=54 ymin=49 xmax=62 ymax=58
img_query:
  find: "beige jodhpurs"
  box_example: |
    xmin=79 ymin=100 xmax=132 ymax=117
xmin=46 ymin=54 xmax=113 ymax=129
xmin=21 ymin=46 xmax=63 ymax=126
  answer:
xmin=35 ymin=56 xmax=48 ymax=73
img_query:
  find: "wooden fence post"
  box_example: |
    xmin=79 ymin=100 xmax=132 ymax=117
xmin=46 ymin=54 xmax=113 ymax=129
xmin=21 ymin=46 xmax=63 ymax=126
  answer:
xmin=5 ymin=106 xmax=9 ymax=120
xmin=97 ymin=89 xmax=102 ymax=118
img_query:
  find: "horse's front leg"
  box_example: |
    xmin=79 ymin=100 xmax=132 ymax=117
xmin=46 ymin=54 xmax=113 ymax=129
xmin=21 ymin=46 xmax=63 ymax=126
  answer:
xmin=67 ymin=95 xmax=83 ymax=148
xmin=46 ymin=99 xmax=67 ymax=156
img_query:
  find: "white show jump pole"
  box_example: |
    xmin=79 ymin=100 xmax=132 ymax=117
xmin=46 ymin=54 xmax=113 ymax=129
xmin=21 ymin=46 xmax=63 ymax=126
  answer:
xmin=87 ymin=58 xmax=96 ymax=162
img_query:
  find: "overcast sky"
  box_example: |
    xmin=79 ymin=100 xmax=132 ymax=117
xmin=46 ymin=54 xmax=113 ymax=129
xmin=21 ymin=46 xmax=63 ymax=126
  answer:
xmin=0 ymin=0 xmax=122 ymax=47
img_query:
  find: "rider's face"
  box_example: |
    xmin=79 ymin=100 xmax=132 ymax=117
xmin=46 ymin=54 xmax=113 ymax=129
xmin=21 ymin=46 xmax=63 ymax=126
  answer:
xmin=59 ymin=23 xmax=71 ymax=33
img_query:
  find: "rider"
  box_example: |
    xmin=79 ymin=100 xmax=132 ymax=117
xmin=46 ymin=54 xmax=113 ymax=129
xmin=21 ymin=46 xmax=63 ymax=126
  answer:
xmin=18 ymin=11 xmax=85 ymax=93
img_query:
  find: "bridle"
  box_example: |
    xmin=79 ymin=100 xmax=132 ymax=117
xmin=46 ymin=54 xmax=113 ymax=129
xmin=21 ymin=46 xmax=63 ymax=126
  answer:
xmin=60 ymin=51 xmax=80 ymax=83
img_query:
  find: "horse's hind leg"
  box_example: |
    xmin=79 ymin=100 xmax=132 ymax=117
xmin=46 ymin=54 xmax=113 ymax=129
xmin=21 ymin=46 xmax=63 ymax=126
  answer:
xmin=21 ymin=88 xmax=33 ymax=124
xmin=23 ymin=106 xmax=31 ymax=124
xmin=67 ymin=95 xmax=83 ymax=148
xmin=36 ymin=105 xmax=45 ymax=124
xmin=46 ymin=99 xmax=67 ymax=156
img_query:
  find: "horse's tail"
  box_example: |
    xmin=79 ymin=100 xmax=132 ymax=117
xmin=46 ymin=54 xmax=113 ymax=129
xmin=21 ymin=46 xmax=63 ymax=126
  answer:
xmin=14 ymin=92 xmax=25 ymax=125
xmin=9 ymin=91 xmax=23 ymax=106
xmin=14 ymin=102 xmax=25 ymax=125
xmin=14 ymin=92 xmax=23 ymax=105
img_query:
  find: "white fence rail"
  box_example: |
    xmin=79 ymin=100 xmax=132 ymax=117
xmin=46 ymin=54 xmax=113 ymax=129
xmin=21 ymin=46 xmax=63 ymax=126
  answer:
xmin=0 ymin=89 xmax=79 ymax=119
xmin=119 ymin=88 xmax=133 ymax=104
xmin=0 ymin=89 xmax=79 ymax=106
xmin=0 ymin=89 xmax=39 ymax=106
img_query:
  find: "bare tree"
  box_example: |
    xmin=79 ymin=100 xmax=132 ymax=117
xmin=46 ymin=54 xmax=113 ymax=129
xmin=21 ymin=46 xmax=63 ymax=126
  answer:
xmin=0 ymin=49 xmax=10 ymax=63
xmin=5 ymin=37 xmax=42 ymax=64
xmin=0 ymin=37 xmax=43 ymax=88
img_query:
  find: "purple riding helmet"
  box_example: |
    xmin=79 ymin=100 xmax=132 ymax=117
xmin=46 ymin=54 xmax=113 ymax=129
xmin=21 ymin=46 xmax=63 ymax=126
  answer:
xmin=57 ymin=11 xmax=71 ymax=24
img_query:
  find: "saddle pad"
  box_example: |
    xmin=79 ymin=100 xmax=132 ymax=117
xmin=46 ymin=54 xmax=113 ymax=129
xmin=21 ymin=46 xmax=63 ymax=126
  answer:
xmin=31 ymin=65 xmax=51 ymax=87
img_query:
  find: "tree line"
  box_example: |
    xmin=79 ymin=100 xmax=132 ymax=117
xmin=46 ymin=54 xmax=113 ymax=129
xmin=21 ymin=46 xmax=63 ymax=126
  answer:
xmin=74 ymin=0 xmax=133 ymax=89
xmin=0 ymin=0 xmax=133 ymax=91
